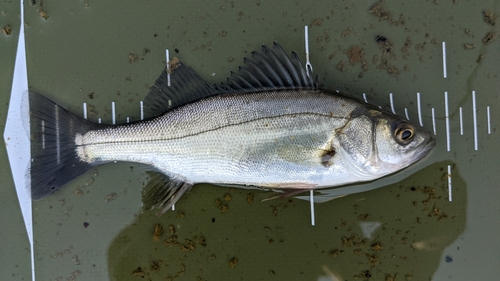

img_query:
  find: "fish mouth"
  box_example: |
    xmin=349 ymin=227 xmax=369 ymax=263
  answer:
xmin=413 ymin=135 xmax=436 ymax=163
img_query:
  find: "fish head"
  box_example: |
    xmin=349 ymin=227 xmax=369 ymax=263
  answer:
xmin=336 ymin=108 xmax=436 ymax=179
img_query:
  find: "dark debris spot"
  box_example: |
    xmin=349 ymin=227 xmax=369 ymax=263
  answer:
xmin=375 ymin=35 xmax=387 ymax=43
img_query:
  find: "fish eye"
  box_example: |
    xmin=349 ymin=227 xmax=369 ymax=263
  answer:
xmin=394 ymin=123 xmax=415 ymax=144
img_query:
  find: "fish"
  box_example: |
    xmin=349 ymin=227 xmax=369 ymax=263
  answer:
xmin=26 ymin=42 xmax=435 ymax=214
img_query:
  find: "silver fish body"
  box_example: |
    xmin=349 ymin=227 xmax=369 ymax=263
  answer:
xmin=77 ymin=90 xmax=432 ymax=188
xmin=28 ymin=43 xmax=435 ymax=213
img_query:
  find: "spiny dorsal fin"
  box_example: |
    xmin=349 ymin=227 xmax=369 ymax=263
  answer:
xmin=144 ymin=63 xmax=218 ymax=117
xmin=144 ymin=42 xmax=318 ymax=117
xmin=215 ymin=42 xmax=318 ymax=93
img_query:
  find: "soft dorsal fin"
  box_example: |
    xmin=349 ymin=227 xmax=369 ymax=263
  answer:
xmin=144 ymin=42 xmax=318 ymax=117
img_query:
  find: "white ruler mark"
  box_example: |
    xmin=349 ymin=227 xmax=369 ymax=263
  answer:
xmin=55 ymin=106 xmax=60 ymax=165
xmin=472 ymin=91 xmax=478 ymax=150
xmin=111 ymin=101 xmax=116 ymax=125
xmin=362 ymin=93 xmax=368 ymax=103
xmin=442 ymin=42 xmax=447 ymax=78
xmin=417 ymin=92 xmax=423 ymax=127
xmin=445 ymin=91 xmax=450 ymax=152
xmin=447 ymin=165 xmax=452 ymax=202
xmin=98 ymin=118 xmax=102 ymax=124
xmin=166 ymin=49 xmax=171 ymax=86
xmin=140 ymin=101 xmax=144 ymax=120
xmin=83 ymin=103 xmax=87 ymax=119
xmin=304 ymin=25 xmax=313 ymax=76
xmin=404 ymin=108 xmax=410 ymax=120
xmin=305 ymin=25 xmax=315 ymax=226
xmin=459 ymin=107 xmax=463 ymax=135
xmin=41 ymin=120 xmax=45 ymax=149
xmin=389 ymin=93 xmax=395 ymax=114
xmin=487 ymin=106 xmax=491 ymax=134
xmin=432 ymin=108 xmax=436 ymax=135
xmin=126 ymin=117 xmax=130 ymax=123
xmin=310 ymin=190 xmax=315 ymax=226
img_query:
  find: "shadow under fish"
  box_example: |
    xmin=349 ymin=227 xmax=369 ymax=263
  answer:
xmin=26 ymin=42 xmax=436 ymax=215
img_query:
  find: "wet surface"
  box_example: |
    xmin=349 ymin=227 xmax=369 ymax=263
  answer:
xmin=1 ymin=0 xmax=499 ymax=280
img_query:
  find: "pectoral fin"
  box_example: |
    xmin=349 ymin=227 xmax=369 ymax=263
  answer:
xmin=142 ymin=171 xmax=193 ymax=215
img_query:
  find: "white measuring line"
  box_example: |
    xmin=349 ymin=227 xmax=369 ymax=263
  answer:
xmin=444 ymin=91 xmax=450 ymax=151
xmin=442 ymin=42 xmax=452 ymax=201
xmin=362 ymin=93 xmax=368 ymax=103
xmin=442 ymin=42 xmax=447 ymax=78
xmin=389 ymin=93 xmax=395 ymax=114
xmin=83 ymin=103 xmax=88 ymax=119
xmin=431 ymin=108 xmax=436 ymax=135
xmin=166 ymin=49 xmax=171 ymax=86
xmin=472 ymin=91 xmax=478 ymax=150
xmin=459 ymin=107 xmax=463 ymax=135
xmin=417 ymin=92 xmax=423 ymax=127
xmin=304 ymin=26 xmax=313 ymax=76
xmin=111 ymin=102 xmax=116 ymax=125
xmin=163 ymin=50 xmax=176 ymax=211
xmin=447 ymin=165 xmax=452 ymax=202
xmin=304 ymin=25 xmax=315 ymax=226
xmin=487 ymin=106 xmax=491 ymax=134
xmin=404 ymin=108 xmax=410 ymax=120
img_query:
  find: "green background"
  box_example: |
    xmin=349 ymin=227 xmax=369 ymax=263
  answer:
xmin=1 ymin=0 xmax=499 ymax=280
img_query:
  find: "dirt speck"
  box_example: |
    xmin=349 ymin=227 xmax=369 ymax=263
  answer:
xmin=372 ymin=242 xmax=383 ymax=251
xmin=464 ymin=43 xmax=476 ymax=49
xmin=247 ymin=193 xmax=254 ymax=203
xmin=357 ymin=213 xmax=369 ymax=221
xmin=1 ymin=25 xmax=12 ymax=35
xmin=131 ymin=267 xmax=146 ymax=277
xmin=128 ymin=53 xmax=139 ymax=63
xmin=221 ymin=204 xmax=228 ymax=213
xmin=401 ymin=37 xmax=412 ymax=59
xmin=375 ymin=37 xmax=400 ymax=74
xmin=177 ymin=211 xmax=185 ymax=218
xmin=369 ymin=0 xmax=404 ymax=25
xmin=168 ymin=224 xmax=175 ymax=235
xmin=311 ymin=18 xmax=323 ymax=26
xmin=167 ymin=57 xmax=180 ymax=74
xmin=341 ymin=27 xmax=352 ymax=37
xmin=229 ymin=257 xmax=239 ymax=268
xmin=482 ymin=32 xmax=497 ymax=45
xmin=38 ymin=9 xmax=49 ymax=20
xmin=483 ymin=10 xmax=497 ymax=26
xmin=385 ymin=273 xmax=398 ymax=281
xmin=104 ymin=192 xmax=117 ymax=203
xmin=346 ymin=46 xmax=364 ymax=65
xmin=336 ymin=60 xmax=346 ymax=72
xmin=153 ymin=224 xmax=163 ymax=242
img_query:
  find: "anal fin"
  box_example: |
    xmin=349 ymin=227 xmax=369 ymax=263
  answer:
xmin=142 ymin=171 xmax=193 ymax=215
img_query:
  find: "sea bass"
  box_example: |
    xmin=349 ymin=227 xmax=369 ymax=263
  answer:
xmin=27 ymin=42 xmax=435 ymax=214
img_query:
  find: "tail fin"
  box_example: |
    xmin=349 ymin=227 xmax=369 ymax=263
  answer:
xmin=27 ymin=92 xmax=103 ymax=200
